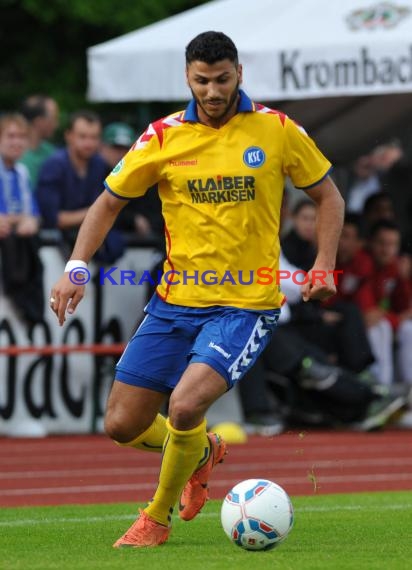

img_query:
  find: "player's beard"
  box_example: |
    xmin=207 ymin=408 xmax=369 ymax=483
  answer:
xmin=191 ymin=81 xmax=240 ymax=125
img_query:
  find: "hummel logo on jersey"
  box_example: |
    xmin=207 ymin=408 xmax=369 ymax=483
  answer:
xmin=169 ymin=159 xmax=198 ymax=167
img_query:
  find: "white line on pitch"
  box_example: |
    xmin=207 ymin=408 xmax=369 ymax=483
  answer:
xmin=1 ymin=503 xmax=412 ymax=528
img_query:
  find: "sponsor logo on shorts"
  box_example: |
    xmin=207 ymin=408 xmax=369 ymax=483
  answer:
xmin=208 ymin=342 xmax=231 ymax=359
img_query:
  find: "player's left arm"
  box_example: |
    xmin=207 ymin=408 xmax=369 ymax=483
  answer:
xmin=301 ymin=175 xmax=345 ymax=302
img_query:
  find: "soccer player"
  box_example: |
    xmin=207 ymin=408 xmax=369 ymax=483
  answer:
xmin=50 ymin=31 xmax=344 ymax=547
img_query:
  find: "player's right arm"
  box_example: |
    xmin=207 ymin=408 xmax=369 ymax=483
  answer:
xmin=51 ymin=189 xmax=128 ymax=325
xmin=51 ymin=119 xmax=164 ymax=324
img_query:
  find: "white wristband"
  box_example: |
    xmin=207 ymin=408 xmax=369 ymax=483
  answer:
xmin=64 ymin=260 xmax=88 ymax=273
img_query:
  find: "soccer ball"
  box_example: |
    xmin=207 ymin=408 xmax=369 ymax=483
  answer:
xmin=221 ymin=479 xmax=294 ymax=551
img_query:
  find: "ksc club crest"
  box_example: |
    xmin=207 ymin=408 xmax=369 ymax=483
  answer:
xmin=243 ymin=146 xmax=265 ymax=168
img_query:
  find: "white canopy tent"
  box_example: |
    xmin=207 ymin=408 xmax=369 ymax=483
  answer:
xmin=87 ymin=0 xmax=412 ymax=162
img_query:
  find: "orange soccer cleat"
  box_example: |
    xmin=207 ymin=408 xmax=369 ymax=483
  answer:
xmin=113 ymin=510 xmax=170 ymax=548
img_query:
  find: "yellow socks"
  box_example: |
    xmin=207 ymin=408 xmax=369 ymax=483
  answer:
xmin=114 ymin=414 xmax=211 ymax=527
xmin=144 ymin=418 xmax=209 ymax=526
xmin=115 ymin=414 xmax=167 ymax=453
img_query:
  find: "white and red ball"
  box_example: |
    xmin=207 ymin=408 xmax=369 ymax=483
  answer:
xmin=221 ymin=478 xmax=294 ymax=551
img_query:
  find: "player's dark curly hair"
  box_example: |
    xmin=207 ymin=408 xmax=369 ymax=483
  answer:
xmin=185 ymin=31 xmax=238 ymax=65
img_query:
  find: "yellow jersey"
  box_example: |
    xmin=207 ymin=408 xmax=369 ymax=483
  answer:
xmin=104 ymin=90 xmax=331 ymax=310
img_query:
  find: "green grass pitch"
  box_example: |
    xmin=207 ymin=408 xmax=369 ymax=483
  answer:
xmin=1 ymin=491 xmax=412 ymax=570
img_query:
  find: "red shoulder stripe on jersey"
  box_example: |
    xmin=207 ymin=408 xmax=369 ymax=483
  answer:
xmin=151 ymin=119 xmax=166 ymax=149
xmin=131 ymin=124 xmax=156 ymax=150
xmin=131 ymin=112 xmax=185 ymax=151
xmin=277 ymin=112 xmax=286 ymax=126
xmin=255 ymin=103 xmax=286 ymax=126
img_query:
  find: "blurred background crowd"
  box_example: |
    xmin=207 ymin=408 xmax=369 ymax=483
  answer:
xmin=1 ymin=1 xmax=412 ymax=438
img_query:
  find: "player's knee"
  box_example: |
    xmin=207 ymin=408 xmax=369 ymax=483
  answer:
xmin=168 ymin=397 xmax=202 ymax=430
xmin=104 ymin=411 xmax=139 ymax=443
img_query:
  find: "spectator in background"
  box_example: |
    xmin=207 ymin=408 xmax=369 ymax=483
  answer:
xmin=239 ymin=249 xmax=406 ymax=433
xmin=282 ymin=203 xmax=374 ymax=373
xmin=333 ymin=213 xmax=373 ymax=305
xmin=281 ymin=199 xmax=317 ymax=271
xmin=0 ymin=113 xmax=39 ymax=237
xmin=36 ymin=110 xmax=125 ymax=262
xmin=0 ymin=113 xmax=44 ymax=324
xmin=19 ymin=95 xmax=59 ymax=189
xmin=361 ymin=191 xmax=395 ymax=238
xmin=374 ymin=140 xmax=412 ymax=254
xmin=36 ymin=110 xmax=106 ymax=232
xmin=101 ymin=122 xmax=135 ymax=171
xmin=346 ymin=154 xmax=381 ymax=214
xmin=250 ymin=327 xmax=405 ymax=431
xmin=358 ymin=220 xmax=412 ymax=385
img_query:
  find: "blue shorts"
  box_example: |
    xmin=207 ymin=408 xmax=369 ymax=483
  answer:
xmin=115 ymin=295 xmax=279 ymax=393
